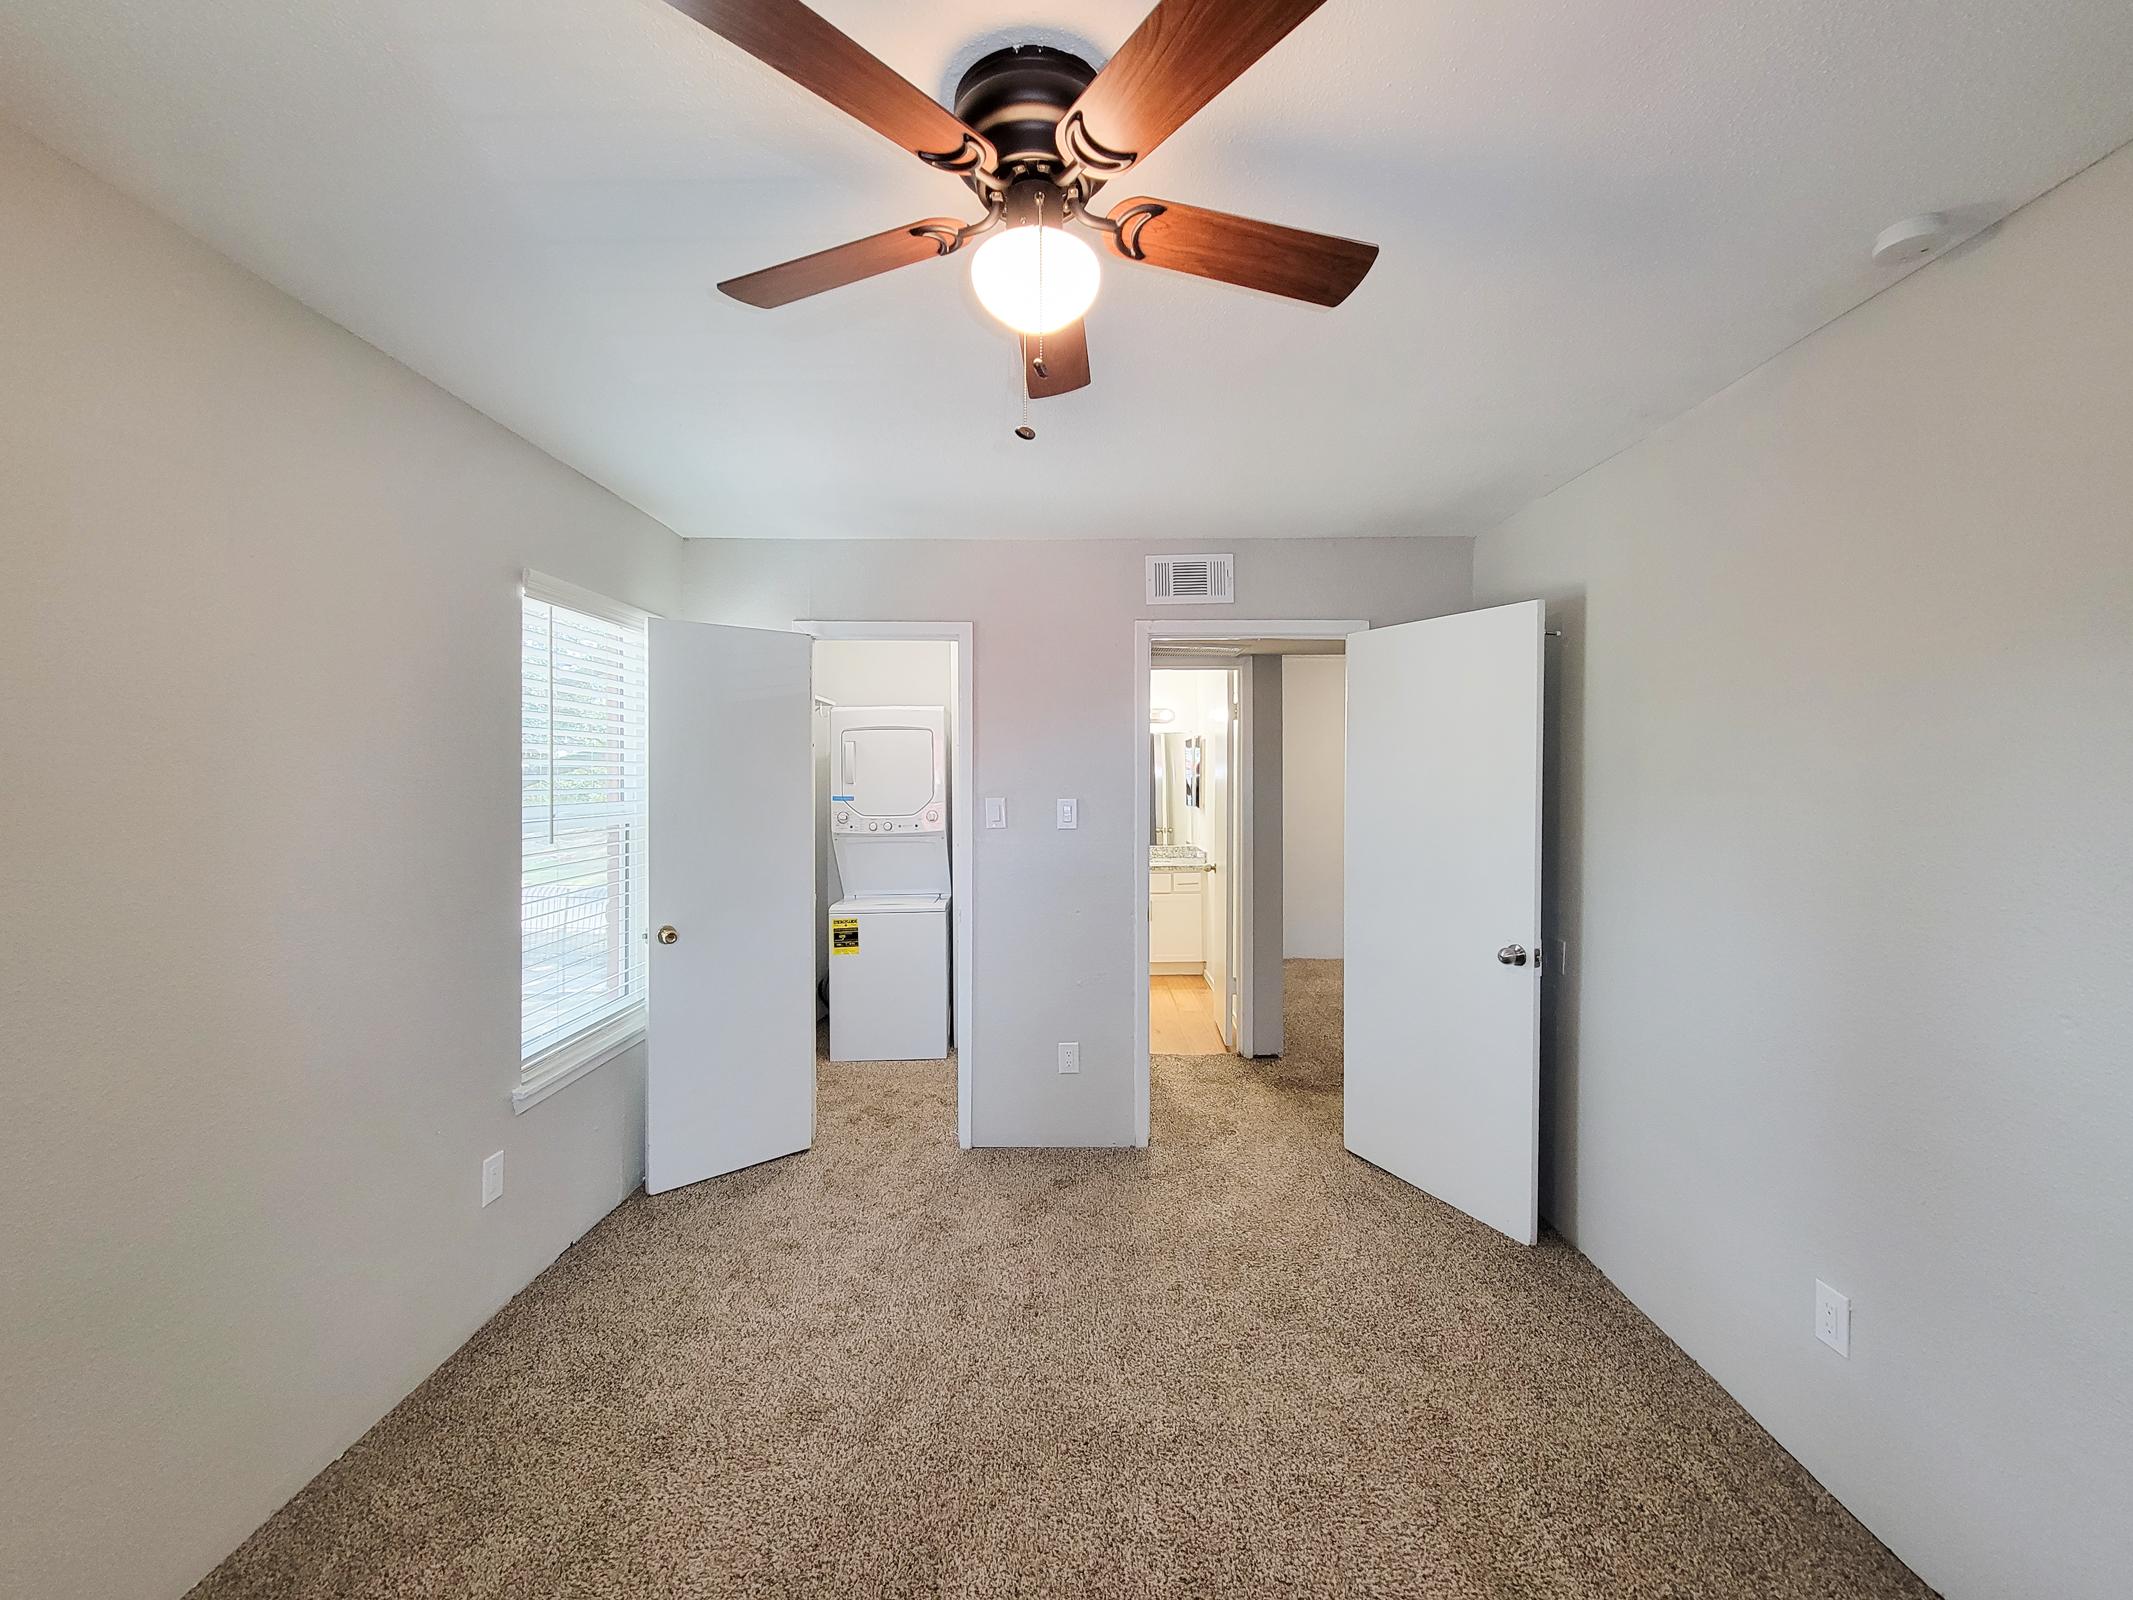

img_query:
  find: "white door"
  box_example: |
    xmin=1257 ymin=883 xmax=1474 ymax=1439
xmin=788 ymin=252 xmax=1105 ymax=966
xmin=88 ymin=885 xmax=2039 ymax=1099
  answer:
xmin=1344 ymin=601 xmax=1544 ymax=1243
xmin=646 ymin=620 xmax=815 ymax=1194
xmin=1200 ymin=673 xmax=1236 ymax=1049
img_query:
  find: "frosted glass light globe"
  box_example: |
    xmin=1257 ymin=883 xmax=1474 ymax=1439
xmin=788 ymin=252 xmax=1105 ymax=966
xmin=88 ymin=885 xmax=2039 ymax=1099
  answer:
xmin=969 ymin=223 xmax=1100 ymax=335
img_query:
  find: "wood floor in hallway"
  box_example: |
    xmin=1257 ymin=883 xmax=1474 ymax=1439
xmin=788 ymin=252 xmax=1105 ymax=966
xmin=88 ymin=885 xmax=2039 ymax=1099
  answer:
xmin=1148 ymin=972 xmax=1228 ymax=1055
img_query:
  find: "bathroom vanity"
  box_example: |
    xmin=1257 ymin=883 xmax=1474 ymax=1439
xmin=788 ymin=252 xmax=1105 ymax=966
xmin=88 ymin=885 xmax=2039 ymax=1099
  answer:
xmin=1149 ymin=845 xmax=1211 ymax=968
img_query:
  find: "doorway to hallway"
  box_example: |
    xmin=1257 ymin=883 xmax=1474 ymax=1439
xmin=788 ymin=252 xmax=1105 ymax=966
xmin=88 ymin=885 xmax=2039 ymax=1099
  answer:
xmin=1130 ymin=606 xmax=1548 ymax=1246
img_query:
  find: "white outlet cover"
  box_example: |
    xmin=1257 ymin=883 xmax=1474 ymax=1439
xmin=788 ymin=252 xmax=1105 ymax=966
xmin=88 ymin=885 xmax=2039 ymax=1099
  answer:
xmin=481 ymin=1150 xmax=505 ymax=1208
xmin=1815 ymin=1279 xmax=1851 ymax=1357
xmin=984 ymin=797 xmax=1006 ymax=828
xmin=1058 ymin=1042 xmax=1080 ymax=1074
xmin=1056 ymin=798 xmax=1078 ymax=829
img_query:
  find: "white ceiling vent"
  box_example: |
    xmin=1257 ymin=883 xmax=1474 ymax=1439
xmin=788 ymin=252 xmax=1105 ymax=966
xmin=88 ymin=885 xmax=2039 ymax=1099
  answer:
xmin=1147 ymin=554 xmax=1235 ymax=606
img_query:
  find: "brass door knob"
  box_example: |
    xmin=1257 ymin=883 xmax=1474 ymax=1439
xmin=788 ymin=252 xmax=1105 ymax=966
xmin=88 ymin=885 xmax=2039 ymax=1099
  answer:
xmin=657 ymin=925 xmax=678 ymax=945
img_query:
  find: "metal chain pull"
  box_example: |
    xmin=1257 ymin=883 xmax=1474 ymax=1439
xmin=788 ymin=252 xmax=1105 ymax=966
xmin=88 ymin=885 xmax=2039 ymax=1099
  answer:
xmin=1032 ymin=190 xmax=1050 ymax=381
xmin=1014 ymin=189 xmax=1046 ymax=440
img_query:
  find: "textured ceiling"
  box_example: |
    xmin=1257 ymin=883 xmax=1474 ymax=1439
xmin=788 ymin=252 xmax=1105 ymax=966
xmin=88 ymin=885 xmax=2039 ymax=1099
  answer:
xmin=4 ymin=1 xmax=2131 ymax=539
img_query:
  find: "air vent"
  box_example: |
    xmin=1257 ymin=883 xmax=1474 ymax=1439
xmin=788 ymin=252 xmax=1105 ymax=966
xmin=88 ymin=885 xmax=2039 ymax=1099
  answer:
xmin=1146 ymin=554 xmax=1235 ymax=605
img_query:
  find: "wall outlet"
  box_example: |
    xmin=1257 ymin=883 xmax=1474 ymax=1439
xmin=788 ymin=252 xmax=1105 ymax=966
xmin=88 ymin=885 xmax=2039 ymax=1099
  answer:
xmin=1815 ymin=1279 xmax=1851 ymax=1357
xmin=985 ymin=797 xmax=1007 ymax=829
xmin=481 ymin=1150 xmax=505 ymax=1208
xmin=1057 ymin=1041 xmax=1080 ymax=1074
xmin=1056 ymin=798 xmax=1078 ymax=829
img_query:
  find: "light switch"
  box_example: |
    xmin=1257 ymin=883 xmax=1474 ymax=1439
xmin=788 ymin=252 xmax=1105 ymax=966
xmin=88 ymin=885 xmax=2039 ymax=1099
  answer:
xmin=985 ymin=797 xmax=1007 ymax=829
xmin=1056 ymin=799 xmax=1078 ymax=829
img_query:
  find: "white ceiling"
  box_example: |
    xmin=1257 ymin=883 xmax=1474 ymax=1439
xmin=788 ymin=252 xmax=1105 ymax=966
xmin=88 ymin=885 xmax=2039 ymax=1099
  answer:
xmin=4 ymin=1 xmax=2130 ymax=540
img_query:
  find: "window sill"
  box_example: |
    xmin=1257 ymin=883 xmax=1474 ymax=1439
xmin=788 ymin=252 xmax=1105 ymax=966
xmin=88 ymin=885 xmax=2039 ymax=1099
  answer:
xmin=514 ymin=1007 xmax=646 ymax=1114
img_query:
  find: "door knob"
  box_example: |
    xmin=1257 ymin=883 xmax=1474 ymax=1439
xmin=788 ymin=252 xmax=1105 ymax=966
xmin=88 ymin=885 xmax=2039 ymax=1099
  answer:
xmin=657 ymin=925 xmax=678 ymax=945
xmin=1497 ymin=943 xmax=1528 ymax=966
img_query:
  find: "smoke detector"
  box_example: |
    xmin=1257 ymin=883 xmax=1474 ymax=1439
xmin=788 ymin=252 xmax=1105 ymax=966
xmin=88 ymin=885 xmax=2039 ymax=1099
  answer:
xmin=1872 ymin=213 xmax=1953 ymax=266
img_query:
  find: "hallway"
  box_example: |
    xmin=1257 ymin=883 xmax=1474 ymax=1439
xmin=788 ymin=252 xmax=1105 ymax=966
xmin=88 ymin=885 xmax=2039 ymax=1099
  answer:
xmin=192 ymin=961 xmax=1927 ymax=1600
xmin=1147 ymin=972 xmax=1228 ymax=1056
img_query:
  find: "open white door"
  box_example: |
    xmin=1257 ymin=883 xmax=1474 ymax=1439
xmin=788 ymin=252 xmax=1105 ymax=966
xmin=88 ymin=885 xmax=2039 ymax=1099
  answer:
xmin=1344 ymin=601 xmax=1543 ymax=1243
xmin=646 ymin=620 xmax=814 ymax=1194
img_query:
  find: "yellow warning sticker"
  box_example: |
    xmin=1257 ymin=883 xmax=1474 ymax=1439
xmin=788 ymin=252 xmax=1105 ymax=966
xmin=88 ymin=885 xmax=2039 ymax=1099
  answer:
xmin=831 ymin=917 xmax=859 ymax=955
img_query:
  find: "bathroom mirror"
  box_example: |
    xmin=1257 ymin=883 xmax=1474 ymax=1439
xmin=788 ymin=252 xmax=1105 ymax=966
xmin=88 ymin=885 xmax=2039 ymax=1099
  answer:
xmin=1152 ymin=731 xmax=1193 ymax=844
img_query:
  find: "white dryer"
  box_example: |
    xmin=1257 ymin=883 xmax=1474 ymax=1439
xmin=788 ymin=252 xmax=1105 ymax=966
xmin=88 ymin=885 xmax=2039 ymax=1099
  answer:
xmin=827 ymin=706 xmax=950 ymax=1062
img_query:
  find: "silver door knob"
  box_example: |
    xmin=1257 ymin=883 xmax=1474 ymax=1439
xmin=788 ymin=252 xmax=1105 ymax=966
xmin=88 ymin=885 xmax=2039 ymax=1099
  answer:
xmin=1497 ymin=943 xmax=1528 ymax=966
xmin=657 ymin=925 xmax=678 ymax=945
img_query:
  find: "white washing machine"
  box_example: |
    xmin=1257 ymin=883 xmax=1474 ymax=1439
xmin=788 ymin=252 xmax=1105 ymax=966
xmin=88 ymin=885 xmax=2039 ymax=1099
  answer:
xmin=828 ymin=706 xmax=950 ymax=1062
xmin=828 ymin=893 xmax=949 ymax=1061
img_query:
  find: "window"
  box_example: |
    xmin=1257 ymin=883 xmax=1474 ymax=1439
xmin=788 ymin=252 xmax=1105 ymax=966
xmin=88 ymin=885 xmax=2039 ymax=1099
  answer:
xmin=518 ymin=575 xmax=648 ymax=1108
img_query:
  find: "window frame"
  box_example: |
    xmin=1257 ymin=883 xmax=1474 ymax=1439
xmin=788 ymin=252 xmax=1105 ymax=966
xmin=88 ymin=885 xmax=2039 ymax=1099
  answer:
xmin=515 ymin=572 xmax=653 ymax=1113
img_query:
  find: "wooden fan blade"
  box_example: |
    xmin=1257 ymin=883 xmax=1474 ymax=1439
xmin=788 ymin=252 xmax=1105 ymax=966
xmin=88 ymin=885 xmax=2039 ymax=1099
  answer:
xmin=1022 ymin=319 xmax=1092 ymax=398
xmin=1061 ymin=0 xmax=1332 ymax=174
xmin=1105 ymin=196 xmax=1378 ymax=306
xmin=663 ymin=0 xmax=994 ymax=174
xmin=719 ymin=218 xmax=965 ymax=308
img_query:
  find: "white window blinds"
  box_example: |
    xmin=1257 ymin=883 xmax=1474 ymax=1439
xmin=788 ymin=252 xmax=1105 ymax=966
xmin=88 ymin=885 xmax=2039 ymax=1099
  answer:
xmin=521 ymin=580 xmax=648 ymax=1079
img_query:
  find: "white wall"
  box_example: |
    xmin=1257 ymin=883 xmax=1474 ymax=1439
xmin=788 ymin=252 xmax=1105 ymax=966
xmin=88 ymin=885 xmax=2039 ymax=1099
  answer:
xmin=1280 ymin=657 xmax=1347 ymax=957
xmin=1472 ymin=144 xmax=2133 ymax=1600
xmin=0 ymin=129 xmax=683 ymax=1600
xmin=681 ymin=538 xmax=1472 ymax=1145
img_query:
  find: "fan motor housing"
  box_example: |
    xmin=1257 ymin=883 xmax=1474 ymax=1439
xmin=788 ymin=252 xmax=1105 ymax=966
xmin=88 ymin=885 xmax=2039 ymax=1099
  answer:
xmin=953 ymin=45 xmax=1098 ymax=173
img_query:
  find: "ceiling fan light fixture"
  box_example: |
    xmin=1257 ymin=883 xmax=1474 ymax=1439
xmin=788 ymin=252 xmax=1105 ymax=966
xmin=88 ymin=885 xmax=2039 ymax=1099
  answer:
xmin=970 ymin=223 xmax=1100 ymax=336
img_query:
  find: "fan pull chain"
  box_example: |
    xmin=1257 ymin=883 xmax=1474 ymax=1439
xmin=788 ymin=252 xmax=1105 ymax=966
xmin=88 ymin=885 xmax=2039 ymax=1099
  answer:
xmin=1032 ymin=190 xmax=1049 ymax=380
xmin=1014 ymin=191 xmax=1048 ymax=441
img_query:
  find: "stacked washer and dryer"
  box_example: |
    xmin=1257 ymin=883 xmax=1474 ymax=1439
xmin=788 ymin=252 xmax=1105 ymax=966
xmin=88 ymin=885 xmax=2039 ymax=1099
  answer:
xmin=827 ymin=706 xmax=950 ymax=1061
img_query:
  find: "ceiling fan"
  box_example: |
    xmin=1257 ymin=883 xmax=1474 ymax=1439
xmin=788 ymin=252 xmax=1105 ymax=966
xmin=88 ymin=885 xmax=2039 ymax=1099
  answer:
xmin=665 ymin=0 xmax=1379 ymax=421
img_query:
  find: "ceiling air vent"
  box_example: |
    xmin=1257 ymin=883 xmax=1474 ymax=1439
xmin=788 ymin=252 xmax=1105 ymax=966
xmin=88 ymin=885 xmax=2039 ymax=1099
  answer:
xmin=1146 ymin=554 xmax=1235 ymax=606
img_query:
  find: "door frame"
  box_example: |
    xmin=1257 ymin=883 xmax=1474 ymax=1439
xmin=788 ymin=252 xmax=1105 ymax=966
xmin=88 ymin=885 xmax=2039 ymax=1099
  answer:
xmin=796 ymin=620 xmax=977 ymax=1149
xmin=1133 ymin=619 xmax=1369 ymax=1147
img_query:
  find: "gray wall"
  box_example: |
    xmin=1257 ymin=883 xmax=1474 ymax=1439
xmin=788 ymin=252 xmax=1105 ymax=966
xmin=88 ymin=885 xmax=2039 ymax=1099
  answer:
xmin=681 ymin=537 xmax=1472 ymax=1144
xmin=1242 ymin=655 xmax=1284 ymax=1055
xmin=1281 ymin=657 xmax=1347 ymax=957
xmin=1472 ymin=143 xmax=2133 ymax=1599
xmin=0 ymin=129 xmax=683 ymax=1600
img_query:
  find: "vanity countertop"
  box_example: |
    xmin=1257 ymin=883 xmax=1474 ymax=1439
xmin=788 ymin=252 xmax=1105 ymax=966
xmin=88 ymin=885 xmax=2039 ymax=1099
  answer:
xmin=1150 ymin=846 xmax=1211 ymax=871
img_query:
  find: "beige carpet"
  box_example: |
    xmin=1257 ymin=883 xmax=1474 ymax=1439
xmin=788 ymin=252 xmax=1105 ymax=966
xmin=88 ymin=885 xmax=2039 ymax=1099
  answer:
xmin=193 ymin=961 xmax=1932 ymax=1599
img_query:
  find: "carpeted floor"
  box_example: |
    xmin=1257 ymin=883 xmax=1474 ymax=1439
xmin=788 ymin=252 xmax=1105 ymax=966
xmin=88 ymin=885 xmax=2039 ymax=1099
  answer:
xmin=192 ymin=961 xmax=1932 ymax=1599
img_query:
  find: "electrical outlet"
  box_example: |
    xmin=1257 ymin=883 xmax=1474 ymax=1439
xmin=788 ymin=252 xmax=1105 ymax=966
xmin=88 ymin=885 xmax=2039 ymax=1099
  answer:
xmin=1057 ymin=1041 xmax=1080 ymax=1074
xmin=1056 ymin=798 xmax=1078 ymax=829
xmin=1815 ymin=1279 xmax=1851 ymax=1357
xmin=985 ymin=797 xmax=1007 ymax=829
xmin=481 ymin=1150 xmax=505 ymax=1208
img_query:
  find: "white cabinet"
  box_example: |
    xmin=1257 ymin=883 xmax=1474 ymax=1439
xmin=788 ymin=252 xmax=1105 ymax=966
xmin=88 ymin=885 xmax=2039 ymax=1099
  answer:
xmin=1149 ymin=869 xmax=1206 ymax=965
